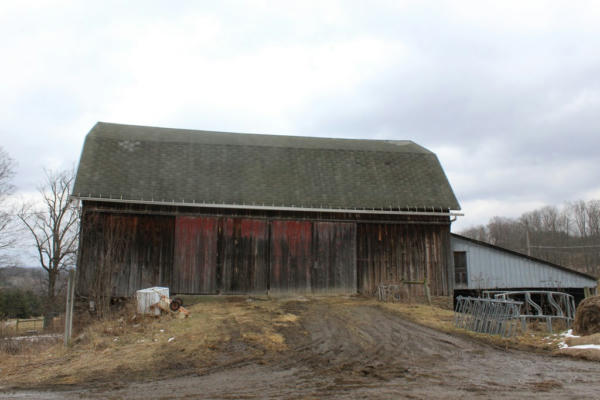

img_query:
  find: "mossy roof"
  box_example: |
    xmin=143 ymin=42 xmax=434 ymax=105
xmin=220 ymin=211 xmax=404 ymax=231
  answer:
xmin=73 ymin=122 xmax=460 ymax=212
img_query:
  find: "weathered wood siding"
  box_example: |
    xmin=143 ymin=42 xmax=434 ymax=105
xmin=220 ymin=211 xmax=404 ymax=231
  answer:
xmin=77 ymin=213 xmax=175 ymax=298
xmin=131 ymin=215 xmax=175 ymax=292
xmin=312 ymin=222 xmax=356 ymax=294
xmin=357 ymin=223 xmax=449 ymax=296
xmin=270 ymin=220 xmax=313 ymax=293
xmin=77 ymin=203 xmax=450 ymax=297
xmin=220 ymin=218 xmax=269 ymax=294
xmin=269 ymin=221 xmax=357 ymax=294
xmin=173 ymin=216 xmax=218 ymax=294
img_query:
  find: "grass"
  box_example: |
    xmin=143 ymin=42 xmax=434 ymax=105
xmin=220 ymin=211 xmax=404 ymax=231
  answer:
xmin=1 ymin=318 xmax=45 ymax=336
xmin=376 ymin=298 xmax=561 ymax=352
xmin=0 ymin=296 xmax=301 ymax=389
xmin=0 ymin=295 xmax=586 ymax=390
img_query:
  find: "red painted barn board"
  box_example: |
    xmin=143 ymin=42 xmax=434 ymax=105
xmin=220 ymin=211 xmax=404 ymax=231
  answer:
xmin=270 ymin=220 xmax=312 ymax=293
xmin=173 ymin=216 xmax=218 ymax=294
xmin=220 ymin=218 xmax=269 ymax=293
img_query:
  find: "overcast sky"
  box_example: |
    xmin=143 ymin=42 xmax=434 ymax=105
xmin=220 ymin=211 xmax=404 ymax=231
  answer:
xmin=2 ymin=0 xmax=600 ymax=254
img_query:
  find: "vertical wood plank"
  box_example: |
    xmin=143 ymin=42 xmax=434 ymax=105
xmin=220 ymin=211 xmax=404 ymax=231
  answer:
xmin=357 ymin=223 xmax=450 ymax=297
xmin=312 ymin=222 xmax=356 ymax=294
xmin=270 ymin=220 xmax=312 ymax=293
xmin=173 ymin=216 xmax=218 ymax=294
xmin=220 ymin=218 xmax=268 ymax=293
xmin=135 ymin=215 xmax=175 ymax=291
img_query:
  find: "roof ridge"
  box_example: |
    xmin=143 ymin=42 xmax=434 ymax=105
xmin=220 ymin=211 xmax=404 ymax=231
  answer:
xmin=91 ymin=122 xmax=431 ymax=153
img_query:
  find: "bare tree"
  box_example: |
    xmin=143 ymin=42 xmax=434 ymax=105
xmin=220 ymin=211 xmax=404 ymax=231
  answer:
xmin=586 ymin=200 xmax=600 ymax=237
xmin=18 ymin=169 xmax=79 ymax=304
xmin=569 ymin=200 xmax=588 ymax=237
xmin=460 ymin=199 xmax=600 ymax=276
xmin=0 ymin=147 xmax=17 ymax=258
xmin=487 ymin=216 xmax=524 ymax=250
xmin=459 ymin=225 xmax=488 ymax=241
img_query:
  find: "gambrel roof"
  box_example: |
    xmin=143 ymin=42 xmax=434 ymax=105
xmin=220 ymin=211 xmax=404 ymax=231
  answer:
xmin=72 ymin=122 xmax=460 ymax=213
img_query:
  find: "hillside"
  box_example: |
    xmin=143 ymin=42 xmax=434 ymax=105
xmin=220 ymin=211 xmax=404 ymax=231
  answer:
xmin=0 ymin=267 xmax=45 ymax=293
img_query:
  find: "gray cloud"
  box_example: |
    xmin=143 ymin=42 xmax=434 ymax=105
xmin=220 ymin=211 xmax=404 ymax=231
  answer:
xmin=1 ymin=0 xmax=599 ymax=245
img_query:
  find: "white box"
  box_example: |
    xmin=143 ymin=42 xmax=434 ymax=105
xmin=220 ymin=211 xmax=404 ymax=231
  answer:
xmin=136 ymin=287 xmax=170 ymax=316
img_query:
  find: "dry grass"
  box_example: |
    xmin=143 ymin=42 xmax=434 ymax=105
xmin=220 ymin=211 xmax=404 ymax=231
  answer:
xmin=0 ymin=296 xmax=300 ymax=389
xmin=0 ymin=295 xmax=581 ymax=390
xmin=377 ymin=299 xmax=558 ymax=352
xmin=1 ymin=318 xmax=45 ymax=337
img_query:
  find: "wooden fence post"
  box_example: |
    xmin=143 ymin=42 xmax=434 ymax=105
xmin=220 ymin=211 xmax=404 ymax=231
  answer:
xmin=64 ymin=269 xmax=76 ymax=346
xmin=424 ymin=279 xmax=432 ymax=306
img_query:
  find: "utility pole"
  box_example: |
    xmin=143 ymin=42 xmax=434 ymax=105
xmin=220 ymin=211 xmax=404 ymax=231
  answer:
xmin=524 ymin=221 xmax=531 ymax=256
xmin=64 ymin=269 xmax=75 ymax=346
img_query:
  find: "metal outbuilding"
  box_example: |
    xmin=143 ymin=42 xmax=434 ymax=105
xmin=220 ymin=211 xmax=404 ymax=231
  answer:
xmin=451 ymin=233 xmax=597 ymax=302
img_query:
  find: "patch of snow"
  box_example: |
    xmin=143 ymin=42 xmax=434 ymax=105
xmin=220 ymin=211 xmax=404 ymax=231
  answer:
xmin=556 ymin=329 xmax=600 ymax=350
xmin=561 ymin=329 xmax=579 ymax=338
xmin=565 ymin=344 xmax=600 ymax=350
xmin=3 ymin=334 xmax=61 ymax=342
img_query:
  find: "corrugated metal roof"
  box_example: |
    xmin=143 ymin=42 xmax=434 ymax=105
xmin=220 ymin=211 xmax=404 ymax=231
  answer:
xmin=451 ymin=234 xmax=597 ymax=290
xmin=72 ymin=122 xmax=460 ymax=212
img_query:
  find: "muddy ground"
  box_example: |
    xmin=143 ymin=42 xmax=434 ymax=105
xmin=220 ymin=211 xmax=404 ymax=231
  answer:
xmin=2 ymin=297 xmax=600 ymax=399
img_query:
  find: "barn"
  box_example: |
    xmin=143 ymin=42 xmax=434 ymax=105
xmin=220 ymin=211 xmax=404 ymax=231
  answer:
xmin=72 ymin=122 xmax=461 ymax=298
xmin=451 ymin=233 xmax=598 ymax=302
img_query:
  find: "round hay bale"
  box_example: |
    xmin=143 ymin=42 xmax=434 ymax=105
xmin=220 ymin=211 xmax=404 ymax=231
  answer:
xmin=573 ymin=296 xmax=600 ymax=336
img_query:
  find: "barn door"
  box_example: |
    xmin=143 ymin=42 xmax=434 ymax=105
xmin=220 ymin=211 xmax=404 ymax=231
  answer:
xmin=220 ymin=218 xmax=269 ymax=294
xmin=270 ymin=220 xmax=312 ymax=293
xmin=270 ymin=220 xmax=357 ymax=294
xmin=173 ymin=216 xmax=218 ymax=294
xmin=312 ymin=222 xmax=357 ymax=294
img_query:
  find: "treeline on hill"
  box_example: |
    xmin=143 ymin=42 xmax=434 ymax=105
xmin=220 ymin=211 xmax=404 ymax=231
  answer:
xmin=0 ymin=267 xmax=66 ymax=319
xmin=0 ymin=289 xmax=43 ymax=319
xmin=460 ymin=199 xmax=600 ymax=277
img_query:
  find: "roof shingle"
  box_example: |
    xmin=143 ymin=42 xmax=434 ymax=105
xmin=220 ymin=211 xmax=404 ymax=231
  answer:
xmin=73 ymin=122 xmax=460 ymax=211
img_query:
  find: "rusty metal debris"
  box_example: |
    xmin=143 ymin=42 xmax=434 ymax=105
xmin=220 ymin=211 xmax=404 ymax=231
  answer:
xmin=376 ymin=282 xmax=432 ymax=305
xmin=150 ymin=294 xmax=190 ymax=318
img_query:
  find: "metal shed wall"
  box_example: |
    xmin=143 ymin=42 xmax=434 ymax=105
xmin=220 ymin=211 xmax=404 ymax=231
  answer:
xmin=451 ymin=235 xmax=597 ymax=290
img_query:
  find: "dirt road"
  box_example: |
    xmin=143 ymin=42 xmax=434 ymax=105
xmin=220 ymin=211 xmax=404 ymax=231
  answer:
xmin=3 ymin=298 xmax=600 ymax=399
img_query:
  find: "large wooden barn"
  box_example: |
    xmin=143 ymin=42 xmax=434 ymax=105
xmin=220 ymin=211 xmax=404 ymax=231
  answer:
xmin=72 ymin=122 xmax=461 ymax=298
